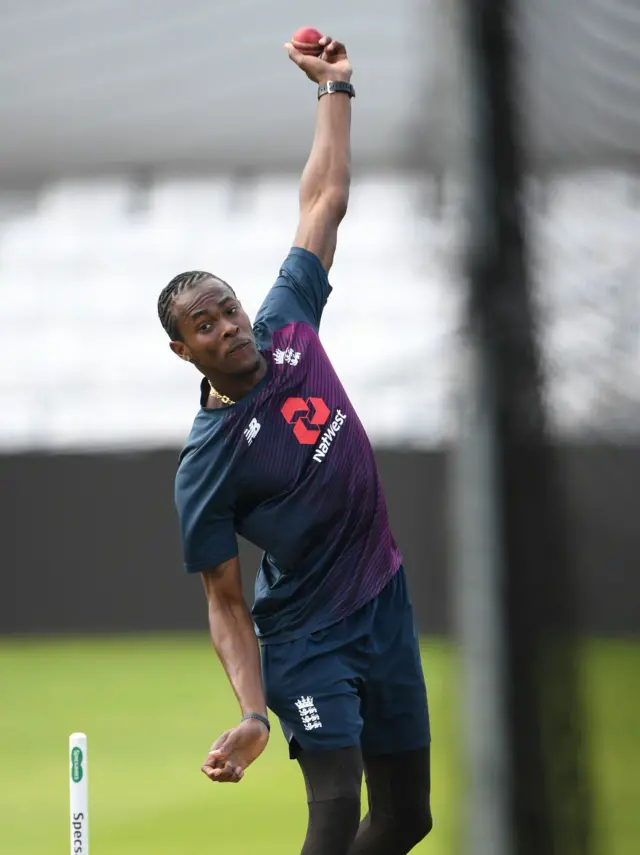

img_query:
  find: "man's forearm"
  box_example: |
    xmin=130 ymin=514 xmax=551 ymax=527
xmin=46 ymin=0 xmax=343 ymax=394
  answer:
xmin=299 ymin=84 xmax=352 ymax=214
xmin=208 ymin=597 xmax=266 ymax=717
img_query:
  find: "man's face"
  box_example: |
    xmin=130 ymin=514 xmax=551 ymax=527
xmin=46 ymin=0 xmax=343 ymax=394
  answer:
xmin=169 ymin=279 xmax=260 ymax=377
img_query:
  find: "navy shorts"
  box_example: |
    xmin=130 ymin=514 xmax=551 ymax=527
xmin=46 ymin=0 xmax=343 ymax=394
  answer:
xmin=261 ymin=567 xmax=430 ymax=757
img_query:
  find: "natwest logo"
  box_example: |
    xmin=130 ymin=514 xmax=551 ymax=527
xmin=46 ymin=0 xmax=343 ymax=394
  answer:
xmin=281 ymin=397 xmax=330 ymax=444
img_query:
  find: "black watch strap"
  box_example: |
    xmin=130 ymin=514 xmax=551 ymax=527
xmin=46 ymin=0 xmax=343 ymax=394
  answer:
xmin=241 ymin=712 xmax=270 ymax=732
xmin=318 ymin=80 xmax=356 ymax=100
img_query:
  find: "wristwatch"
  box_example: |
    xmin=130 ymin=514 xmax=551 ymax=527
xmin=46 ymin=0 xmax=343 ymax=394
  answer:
xmin=318 ymin=80 xmax=356 ymax=100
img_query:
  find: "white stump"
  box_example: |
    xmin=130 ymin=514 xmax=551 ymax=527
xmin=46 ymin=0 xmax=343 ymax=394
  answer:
xmin=69 ymin=733 xmax=89 ymax=855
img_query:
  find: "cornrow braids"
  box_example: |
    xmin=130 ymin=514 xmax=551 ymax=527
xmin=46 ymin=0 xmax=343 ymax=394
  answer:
xmin=158 ymin=270 xmax=231 ymax=340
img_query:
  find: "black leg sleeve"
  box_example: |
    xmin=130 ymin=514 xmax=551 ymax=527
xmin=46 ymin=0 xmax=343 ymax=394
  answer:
xmin=296 ymin=746 xmax=363 ymax=855
xmin=349 ymin=746 xmax=432 ymax=855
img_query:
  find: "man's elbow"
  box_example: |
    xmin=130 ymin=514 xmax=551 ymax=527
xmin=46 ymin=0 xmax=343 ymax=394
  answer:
xmin=206 ymin=581 xmax=245 ymax=614
xmin=330 ymin=187 xmax=349 ymax=223
xmin=207 ymin=591 xmax=249 ymax=637
xmin=201 ymin=559 xmax=245 ymax=611
xmin=306 ymin=186 xmax=350 ymax=225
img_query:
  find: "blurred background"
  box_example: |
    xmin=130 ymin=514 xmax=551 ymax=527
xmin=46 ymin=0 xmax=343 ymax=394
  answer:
xmin=1 ymin=1 xmax=639 ymax=853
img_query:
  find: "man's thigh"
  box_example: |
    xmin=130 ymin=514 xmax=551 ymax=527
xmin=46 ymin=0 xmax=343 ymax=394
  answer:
xmin=360 ymin=589 xmax=430 ymax=756
xmin=261 ymin=624 xmax=365 ymax=757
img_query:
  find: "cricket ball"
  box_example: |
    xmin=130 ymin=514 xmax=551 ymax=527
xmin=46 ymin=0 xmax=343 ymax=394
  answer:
xmin=291 ymin=26 xmax=324 ymax=55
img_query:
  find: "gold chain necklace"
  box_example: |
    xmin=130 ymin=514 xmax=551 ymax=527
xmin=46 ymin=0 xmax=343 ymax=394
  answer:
xmin=209 ymin=382 xmax=235 ymax=406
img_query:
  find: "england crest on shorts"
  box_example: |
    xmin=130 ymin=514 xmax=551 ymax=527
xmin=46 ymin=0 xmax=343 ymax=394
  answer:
xmin=295 ymin=695 xmax=323 ymax=731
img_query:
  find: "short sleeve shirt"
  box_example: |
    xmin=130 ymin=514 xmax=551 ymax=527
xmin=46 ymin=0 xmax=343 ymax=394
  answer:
xmin=175 ymin=248 xmax=402 ymax=643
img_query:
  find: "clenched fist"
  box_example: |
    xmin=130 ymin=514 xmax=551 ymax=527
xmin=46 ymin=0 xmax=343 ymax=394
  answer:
xmin=201 ymin=717 xmax=269 ymax=784
xmin=285 ymin=36 xmax=352 ymax=85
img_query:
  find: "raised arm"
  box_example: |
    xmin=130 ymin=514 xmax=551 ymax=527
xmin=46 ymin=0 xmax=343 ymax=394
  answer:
xmin=286 ymin=35 xmax=353 ymax=273
xmin=199 ymin=557 xmax=269 ymax=783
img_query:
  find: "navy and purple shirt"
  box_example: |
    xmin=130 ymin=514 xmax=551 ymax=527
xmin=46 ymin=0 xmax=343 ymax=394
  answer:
xmin=175 ymin=247 xmax=402 ymax=643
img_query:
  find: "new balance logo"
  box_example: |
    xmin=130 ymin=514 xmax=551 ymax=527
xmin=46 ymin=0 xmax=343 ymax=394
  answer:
xmin=244 ymin=418 xmax=261 ymax=446
xmin=295 ymin=696 xmax=323 ymax=731
xmin=274 ymin=347 xmax=301 ymax=366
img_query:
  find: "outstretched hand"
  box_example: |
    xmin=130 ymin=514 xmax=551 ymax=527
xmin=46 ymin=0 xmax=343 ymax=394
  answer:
xmin=201 ymin=717 xmax=269 ymax=784
xmin=285 ymin=36 xmax=352 ymax=85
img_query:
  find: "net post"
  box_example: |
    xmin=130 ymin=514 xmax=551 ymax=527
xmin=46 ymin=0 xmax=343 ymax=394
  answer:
xmin=453 ymin=0 xmax=592 ymax=853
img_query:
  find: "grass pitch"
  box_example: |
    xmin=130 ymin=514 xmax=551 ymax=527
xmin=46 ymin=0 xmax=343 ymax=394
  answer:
xmin=0 ymin=635 xmax=637 ymax=854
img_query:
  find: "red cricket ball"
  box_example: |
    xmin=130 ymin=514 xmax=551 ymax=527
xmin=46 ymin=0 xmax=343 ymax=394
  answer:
xmin=291 ymin=26 xmax=324 ymax=55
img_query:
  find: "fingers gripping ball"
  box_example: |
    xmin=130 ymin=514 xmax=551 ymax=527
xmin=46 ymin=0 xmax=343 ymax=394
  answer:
xmin=292 ymin=26 xmax=324 ymax=55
